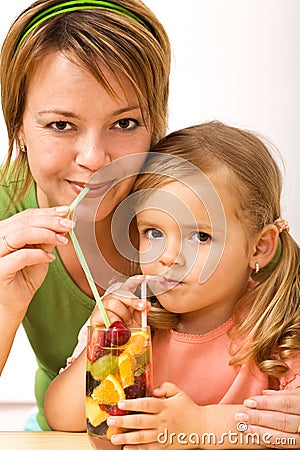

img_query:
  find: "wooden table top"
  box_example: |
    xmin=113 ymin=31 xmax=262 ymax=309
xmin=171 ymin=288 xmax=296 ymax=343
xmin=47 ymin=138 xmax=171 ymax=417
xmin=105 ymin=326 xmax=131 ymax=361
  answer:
xmin=0 ymin=432 xmax=92 ymax=450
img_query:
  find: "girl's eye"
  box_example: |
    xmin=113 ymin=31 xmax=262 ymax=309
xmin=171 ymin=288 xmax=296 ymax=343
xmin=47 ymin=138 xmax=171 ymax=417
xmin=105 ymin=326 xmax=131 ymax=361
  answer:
xmin=191 ymin=232 xmax=211 ymax=243
xmin=49 ymin=121 xmax=73 ymax=131
xmin=145 ymin=228 xmax=164 ymax=239
xmin=114 ymin=118 xmax=139 ymax=130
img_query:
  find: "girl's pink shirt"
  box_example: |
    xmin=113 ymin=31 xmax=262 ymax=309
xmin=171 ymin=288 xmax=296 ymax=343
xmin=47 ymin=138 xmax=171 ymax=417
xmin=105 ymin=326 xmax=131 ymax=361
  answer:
xmin=152 ymin=318 xmax=300 ymax=404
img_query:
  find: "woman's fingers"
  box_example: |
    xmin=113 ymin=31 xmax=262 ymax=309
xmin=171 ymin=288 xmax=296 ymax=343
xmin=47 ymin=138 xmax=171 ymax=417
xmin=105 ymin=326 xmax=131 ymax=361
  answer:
xmin=241 ymin=425 xmax=299 ymax=449
xmin=244 ymin=389 xmax=300 ymax=415
xmin=0 ymin=227 xmax=70 ymax=256
xmin=236 ymin=408 xmax=299 ymax=434
xmin=235 ymin=390 xmax=300 ymax=448
xmin=0 ymin=206 xmax=73 ymax=256
xmin=0 ymin=248 xmax=55 ymax=279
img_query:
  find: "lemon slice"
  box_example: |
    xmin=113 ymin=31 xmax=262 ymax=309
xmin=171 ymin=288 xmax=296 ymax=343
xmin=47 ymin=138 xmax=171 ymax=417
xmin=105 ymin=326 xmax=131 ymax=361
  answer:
xmin=86 ymin=396 xmax=109 ymax=427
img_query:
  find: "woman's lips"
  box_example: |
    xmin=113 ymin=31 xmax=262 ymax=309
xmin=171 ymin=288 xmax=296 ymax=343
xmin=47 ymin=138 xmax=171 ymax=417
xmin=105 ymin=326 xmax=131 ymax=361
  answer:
xmin=68 ymin=180 xmax=116 ymax=198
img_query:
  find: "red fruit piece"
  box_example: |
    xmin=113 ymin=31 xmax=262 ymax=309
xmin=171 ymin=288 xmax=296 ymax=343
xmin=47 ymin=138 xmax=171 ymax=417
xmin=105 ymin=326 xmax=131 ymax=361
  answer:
xmin=100 ymin=404 xmax=128 ymax=416
xmin=87 ymin=328 xmax=106 ymax=362
xmin=106 ymin=321 xmax=131 ymax=347
xmin=124 ymin=372 xmax=147 ymax=399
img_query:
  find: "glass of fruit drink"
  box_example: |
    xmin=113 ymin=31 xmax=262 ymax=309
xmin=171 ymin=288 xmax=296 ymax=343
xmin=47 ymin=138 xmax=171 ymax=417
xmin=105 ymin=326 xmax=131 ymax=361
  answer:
xmin=86 ymin=321 xmax=152 ymax=447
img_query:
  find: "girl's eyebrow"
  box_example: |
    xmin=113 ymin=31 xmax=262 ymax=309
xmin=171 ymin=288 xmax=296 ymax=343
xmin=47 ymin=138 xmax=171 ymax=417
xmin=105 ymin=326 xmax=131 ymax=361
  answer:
xmin=137 ymin=216 xmax=212 ymax=232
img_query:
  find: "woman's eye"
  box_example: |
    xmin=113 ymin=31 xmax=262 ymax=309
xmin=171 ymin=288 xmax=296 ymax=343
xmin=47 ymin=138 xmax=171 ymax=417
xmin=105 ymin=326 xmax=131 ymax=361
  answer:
xmin=49 ymin=121 xmax=73 ymax=131
xmin=114 ymin=118 xmax=139 ymax=130
xmin=145 ymin=228 xmax=164 ymax=239
xmin=191 ymin=232 xmax=211 ymax=243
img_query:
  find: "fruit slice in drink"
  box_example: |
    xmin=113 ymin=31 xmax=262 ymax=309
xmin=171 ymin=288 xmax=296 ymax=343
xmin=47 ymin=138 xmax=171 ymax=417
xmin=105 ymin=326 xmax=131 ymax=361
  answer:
xmin=86 ymin=322 xmax=152 ymax=441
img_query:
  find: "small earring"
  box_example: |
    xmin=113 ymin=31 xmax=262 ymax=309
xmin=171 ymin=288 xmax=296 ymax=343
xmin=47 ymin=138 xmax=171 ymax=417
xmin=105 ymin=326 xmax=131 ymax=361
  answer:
xmin=19 ymin=139 xmax=27 ymax=153
xmin=255 ymin=262 xmax=260 ymax=273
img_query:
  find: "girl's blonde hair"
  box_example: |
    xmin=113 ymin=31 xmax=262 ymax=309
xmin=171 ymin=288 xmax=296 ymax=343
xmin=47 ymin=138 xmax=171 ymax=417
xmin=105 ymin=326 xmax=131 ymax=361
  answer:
xmin=133 ymin=121 xmax=300 ymax=377
xmin=0 ymin=0 xmax=170 ymax=204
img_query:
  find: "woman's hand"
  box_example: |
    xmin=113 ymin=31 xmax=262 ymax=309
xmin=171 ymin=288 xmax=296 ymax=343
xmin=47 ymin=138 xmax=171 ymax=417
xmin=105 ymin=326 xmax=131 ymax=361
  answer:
xmin=235 ymin=388 xmax=300 ymax=448
xmin=106 ymin=382 xmax=201 ymax=450
xmin=90 ymin=276 xmax=151 ymax=328
xmin=0 ymin=206 xmax=73 ymax=317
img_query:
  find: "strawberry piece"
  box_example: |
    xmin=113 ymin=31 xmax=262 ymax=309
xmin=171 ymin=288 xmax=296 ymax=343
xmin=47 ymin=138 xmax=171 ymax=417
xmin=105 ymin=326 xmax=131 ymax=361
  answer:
xmin=87 ymin=328 xmax=106 ymax=362
xmin=100 ymin=404 xmax=128 ymax=416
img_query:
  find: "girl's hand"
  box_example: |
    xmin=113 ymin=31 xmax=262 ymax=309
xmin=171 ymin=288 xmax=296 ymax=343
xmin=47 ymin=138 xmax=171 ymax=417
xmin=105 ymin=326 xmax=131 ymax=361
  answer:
xmin=0 ymin=206 xmax=73 ymax=318
xmin=106 ymin=382 xmax=201 ymax=450
xmin=90 ymin=276 xmax=151 ymax=328
xmin=235 ymin=387 xmax=300 ymax=448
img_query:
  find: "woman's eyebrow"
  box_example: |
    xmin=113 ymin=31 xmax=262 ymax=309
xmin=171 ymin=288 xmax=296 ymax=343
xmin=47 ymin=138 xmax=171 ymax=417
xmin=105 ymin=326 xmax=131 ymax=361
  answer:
xmin=36 ymin=105 xmax=141 ymax=119
xmin=37 ymin=109 xmax=80 ymax=119
xmin=110 ymin=105 xmax=141 ymax=117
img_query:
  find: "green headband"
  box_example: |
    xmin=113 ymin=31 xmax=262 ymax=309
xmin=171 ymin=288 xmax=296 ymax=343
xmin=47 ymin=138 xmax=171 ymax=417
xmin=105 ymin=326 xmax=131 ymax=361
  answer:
xmin=18 ymin=0 xmax=150 ymax=46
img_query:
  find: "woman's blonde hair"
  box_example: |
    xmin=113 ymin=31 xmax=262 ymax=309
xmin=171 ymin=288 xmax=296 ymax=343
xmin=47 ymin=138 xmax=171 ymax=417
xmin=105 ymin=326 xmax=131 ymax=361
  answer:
xmin=0 ymin=0 xmax=170 ymax=203
xmin=133 ymin=121 xmax=300 ymax=377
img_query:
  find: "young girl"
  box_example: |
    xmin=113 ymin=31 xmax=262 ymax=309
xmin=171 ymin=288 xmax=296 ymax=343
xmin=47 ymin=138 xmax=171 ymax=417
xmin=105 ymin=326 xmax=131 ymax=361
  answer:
xmin=45 ymin=122 xmax=300 ymax=448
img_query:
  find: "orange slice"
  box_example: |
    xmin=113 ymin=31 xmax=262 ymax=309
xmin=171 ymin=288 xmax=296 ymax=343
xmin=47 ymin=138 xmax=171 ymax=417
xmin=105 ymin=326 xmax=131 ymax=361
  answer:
xmin=124 ymin=330 xmax=149 ymax=356
xmin=86 ymin=396 xmax=109 ymax=427
xmin=107 ymin=425 xmax=129 ymax=439
xmin=92 ymin=374 xmax=126 ymax=405
xmin=118 ymin=352 xmax=135 ymax=388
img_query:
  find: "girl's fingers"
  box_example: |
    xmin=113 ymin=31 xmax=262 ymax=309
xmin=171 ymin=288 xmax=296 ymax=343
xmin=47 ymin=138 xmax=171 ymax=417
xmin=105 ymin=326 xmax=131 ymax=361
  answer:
xmin=108 ymin=411 xmax=158 ymax=430
xmin=104 ymin=299 xmax=134 ymax=325
xmin=152 ymin=381 xmax=181 ymax=398
xmin=121 ymin=275 xmax=145 ymax=293
xmin=117 ymin=397 xmax=162 ymax=415
xmin=105 ymin=292 xmax=151 ymax=312
xmin=110 ymin=428 xmax=159 ymax=447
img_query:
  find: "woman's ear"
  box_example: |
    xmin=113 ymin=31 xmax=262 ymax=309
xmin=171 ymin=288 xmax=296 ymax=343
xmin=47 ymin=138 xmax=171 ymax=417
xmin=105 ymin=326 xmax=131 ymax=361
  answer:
xmin=249 ymin=224 xmax=279 ymax=271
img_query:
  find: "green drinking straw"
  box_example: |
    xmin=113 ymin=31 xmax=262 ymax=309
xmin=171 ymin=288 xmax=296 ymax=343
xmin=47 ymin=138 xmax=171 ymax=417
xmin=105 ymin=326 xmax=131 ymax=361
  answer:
xmin=68 ymin=187 xmax=111 ymax=328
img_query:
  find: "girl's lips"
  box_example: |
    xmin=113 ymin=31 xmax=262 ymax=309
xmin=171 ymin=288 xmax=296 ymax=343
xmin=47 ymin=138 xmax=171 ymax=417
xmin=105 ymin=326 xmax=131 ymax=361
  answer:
xmin=68 ymin=180 xmax=116 ymax=198
xmin=157 ymin=278 xmax=181 ymax=291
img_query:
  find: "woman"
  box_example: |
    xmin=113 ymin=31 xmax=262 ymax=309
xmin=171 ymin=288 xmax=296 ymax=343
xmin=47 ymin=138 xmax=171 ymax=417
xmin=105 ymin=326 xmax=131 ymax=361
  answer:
xmin=0 ymin=0 xmax=170 ymax=430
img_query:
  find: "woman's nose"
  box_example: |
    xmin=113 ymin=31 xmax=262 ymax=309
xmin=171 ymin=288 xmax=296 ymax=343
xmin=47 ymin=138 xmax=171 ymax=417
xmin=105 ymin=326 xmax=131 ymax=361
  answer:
xmin=75 ymin=133 xmax=111 ymax=171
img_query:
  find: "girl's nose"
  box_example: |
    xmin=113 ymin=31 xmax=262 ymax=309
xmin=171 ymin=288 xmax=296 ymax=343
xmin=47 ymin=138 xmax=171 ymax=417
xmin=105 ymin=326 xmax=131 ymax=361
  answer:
xmin=75 ymin=134 xmax=111 ymax=171
xmin=159 ymin=240 xmax=185 ymax=268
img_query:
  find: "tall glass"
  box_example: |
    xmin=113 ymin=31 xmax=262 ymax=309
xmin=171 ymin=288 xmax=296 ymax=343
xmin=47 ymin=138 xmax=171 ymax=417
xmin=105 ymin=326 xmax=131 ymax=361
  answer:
xmin=86 ymin=325 xmax=152 ymax=449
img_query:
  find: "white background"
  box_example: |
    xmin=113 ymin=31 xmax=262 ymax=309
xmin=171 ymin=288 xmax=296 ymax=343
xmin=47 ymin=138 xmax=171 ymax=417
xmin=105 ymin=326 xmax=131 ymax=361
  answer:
xmin=0 ymin=0 xmax=299 ymax=430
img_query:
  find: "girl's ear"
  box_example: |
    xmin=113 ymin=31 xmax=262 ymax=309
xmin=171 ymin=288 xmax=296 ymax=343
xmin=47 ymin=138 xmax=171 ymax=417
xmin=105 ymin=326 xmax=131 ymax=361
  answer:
xmin=249 ymin=224 xmax=279 ymax=271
